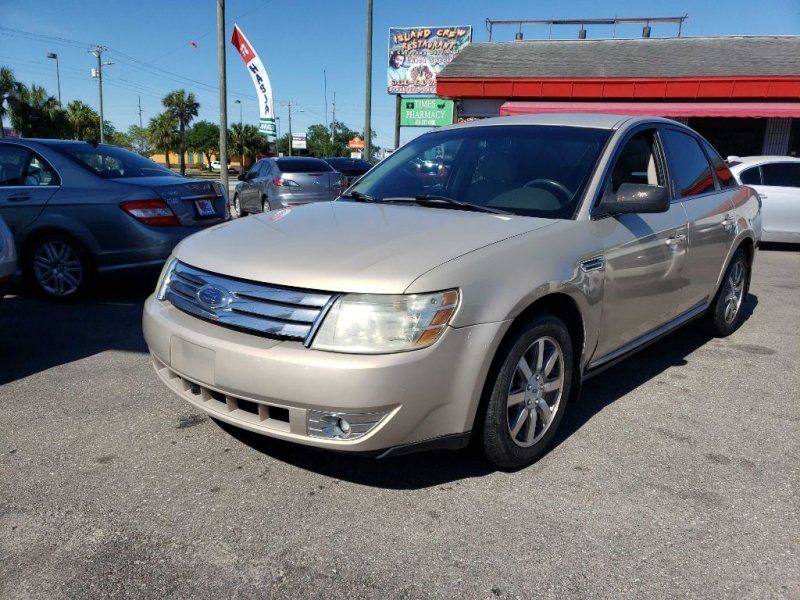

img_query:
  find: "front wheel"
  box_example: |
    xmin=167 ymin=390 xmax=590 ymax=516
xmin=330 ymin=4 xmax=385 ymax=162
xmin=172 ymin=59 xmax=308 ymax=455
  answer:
xmin=480 ymin=315 xmax=573 ymax=469
xmin=701 ymin=247 xmax=749 ymax=337
xmin=231 ymin=193 xmax=243 ymax=218
xmin=26 ymin=234 xmax=93 ymax=300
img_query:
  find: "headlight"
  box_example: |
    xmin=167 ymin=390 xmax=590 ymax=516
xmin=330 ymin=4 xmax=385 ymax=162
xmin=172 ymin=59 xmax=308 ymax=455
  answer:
xmin=311 ymin=289 xmax=459 ymax=354
xmin=155 ymin=257 xmax=178 ymax=300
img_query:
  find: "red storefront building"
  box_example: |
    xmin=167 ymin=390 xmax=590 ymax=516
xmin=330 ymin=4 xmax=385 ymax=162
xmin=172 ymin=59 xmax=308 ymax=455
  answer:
xmin=436 ymin=36 xmax=800 ymax=158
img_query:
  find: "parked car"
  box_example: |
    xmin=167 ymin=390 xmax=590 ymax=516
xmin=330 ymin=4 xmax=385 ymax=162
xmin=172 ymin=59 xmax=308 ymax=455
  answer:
xmin=144 ymin=114 xmax=760 ymax=468
xmin=0 ymin=214 xmax=16 ymax=300
xmin=0 ymin=139 xmax=229 ymax=299
xmin=210 ymin=160 xmax=238 ymax=174
xmin=727 ymin=156 xmax=799 ymax=243
xmin=322 ymin=157 xmax=373 ymax=187
xmin=231 ymin=157 xmax=345 ymax=217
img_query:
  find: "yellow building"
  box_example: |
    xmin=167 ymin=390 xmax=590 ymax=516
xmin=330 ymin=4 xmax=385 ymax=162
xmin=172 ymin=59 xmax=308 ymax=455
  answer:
xmin=149 ymin=151 xmax=248 ymax=172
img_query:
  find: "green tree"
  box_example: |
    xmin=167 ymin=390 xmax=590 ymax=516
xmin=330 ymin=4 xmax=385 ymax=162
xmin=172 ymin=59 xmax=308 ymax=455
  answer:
xmin=148 ymin=112 xmax=179 ymax=170
xmin=162 ymin=89 xmax=199 ymax=175
xmin=66 ymin=100 xmax=100 ymax=140
xmin=187 ymin=120 xmax=220 ymax=170
xmin=275 ymin=133 xmax=291 ymax=156
xmin=104 ymin=122 xmax=132 ymax=149
xmin=127 ymin=125 xmax=153 ymax=156
xmin=8 ymin=83 xmax=69 ymax=138
xmin=229 ymin=123 xmax=263 ymax=169
xmin=0 ymin=67 xmax=20 ymax=138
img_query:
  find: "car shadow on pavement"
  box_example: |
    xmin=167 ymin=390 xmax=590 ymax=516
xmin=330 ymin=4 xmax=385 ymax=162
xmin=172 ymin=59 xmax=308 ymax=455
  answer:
xmin=220 ymin=293 xmax=759 ymax=489
xmin=0 ymin=272 xmax=156 ymax=385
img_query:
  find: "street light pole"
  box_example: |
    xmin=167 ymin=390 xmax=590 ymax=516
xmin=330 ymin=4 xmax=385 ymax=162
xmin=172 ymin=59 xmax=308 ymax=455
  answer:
xmin=287 ymin=103 xmax=293 ymax=157
xmin=47 ymin=52 xmax=61 ymax=105
xmin=217 ymin=0 xmax=229 ymax=194
xmin=89 ymin=46 xmax=108 ymax=143
xmin=234 ymin=99 xmax=242 ymax=126
xmin=364 ymin=0 xmax=373 ymax=161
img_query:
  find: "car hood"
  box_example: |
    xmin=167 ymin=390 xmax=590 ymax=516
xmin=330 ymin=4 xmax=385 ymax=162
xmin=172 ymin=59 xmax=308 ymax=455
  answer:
xmin=173 ymin=201 xmax=555 ymax=293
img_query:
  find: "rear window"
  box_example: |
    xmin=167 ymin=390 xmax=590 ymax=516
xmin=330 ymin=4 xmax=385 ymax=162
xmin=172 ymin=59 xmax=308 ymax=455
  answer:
xmin=702 ymin=141 xmax=737 ymax=189
xmin=53 ymin=143 xmax=173 ymax=179
xmin=325 ymin=158 xmax=372 ymax=171
xmin=762 ymin=162 xmax=800 ymax=187
xmin=275 ymin=158 xmax=333 ymax=173
xmin=739 ymin=166 xmax=762 ymax=185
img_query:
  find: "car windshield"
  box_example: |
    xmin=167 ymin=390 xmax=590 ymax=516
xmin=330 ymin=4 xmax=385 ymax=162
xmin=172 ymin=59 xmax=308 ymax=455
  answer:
xmin=347 ymin=124 xmax=612 ymax=219
xmin=276 ymin=158 xmax=333 ymax=172
xmin=52 ymin=143 xmax=174 ymax=179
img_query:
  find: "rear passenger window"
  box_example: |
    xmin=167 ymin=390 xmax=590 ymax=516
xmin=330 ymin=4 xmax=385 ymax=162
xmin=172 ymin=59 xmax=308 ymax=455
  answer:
xmin=662 ymin=129 xmax=715 ymax=198
xmin=739 ymin=167 xmax=762 ymax=185
xmin=0 ymin=146 xmax=58 ymax=186
xmin=702 ymin=141 xmax=737 ymax=189
xmin=762 ymin=163 xmax=800 ymax=188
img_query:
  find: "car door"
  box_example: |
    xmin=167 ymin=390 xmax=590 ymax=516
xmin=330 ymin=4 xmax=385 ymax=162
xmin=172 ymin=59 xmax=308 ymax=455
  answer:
xmin=240 ymin=161 xmax=262 ymax=212
xmin=759 ymin=162 xmax=800 ymax=241
xmin=0 ymin=143 xmax=60 ymax=238
xmin=592 ymin=127 xmax=689 ymax=359
xmin=660 ymin=128 xmax=736 ymax=312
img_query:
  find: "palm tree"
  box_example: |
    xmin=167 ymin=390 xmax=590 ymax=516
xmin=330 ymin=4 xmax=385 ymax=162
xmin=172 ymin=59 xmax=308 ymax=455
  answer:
xmin=162 ymin=89 xmax=199 ymax=175
xmin=229 ymin=123 xmax=263 ymax=170
xmin=8 ymin=83 xmax=68 ymax=138
xmin=66 ymin=100 xmax=100 ymax=140
xmin=0 ymin=67 xmax=18 ymax=138
xmin=148 ymin=112 xmax=179 ymax=170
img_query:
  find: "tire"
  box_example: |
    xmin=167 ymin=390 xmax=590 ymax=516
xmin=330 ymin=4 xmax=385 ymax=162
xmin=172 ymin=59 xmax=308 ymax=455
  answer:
xmin=701 ymin=247 xmax=749 ymax=337
xmin=480 ymin=315 xmax=574 ymax=469
xmin=231 ymin=193 xmax=243 ymax=218
xmin=261 ymin=196 xmax=270 ymax=213
xmin=25 ymin=232 xmax=94 ymax=301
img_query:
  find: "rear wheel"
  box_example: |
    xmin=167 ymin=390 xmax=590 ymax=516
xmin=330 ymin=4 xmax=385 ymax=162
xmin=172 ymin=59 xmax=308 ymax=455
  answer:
xmin=261 ymin=196 xmax=270 ymax=213
xmin=702 ymin=247 xmax=749 ymax=337
xmin=232 ymin=193 xmax=243 ymax=218
xmin=480 ymin=315 xmax=573 ymax=469
xmin=26 ymin=233 xmax=94 ymax=300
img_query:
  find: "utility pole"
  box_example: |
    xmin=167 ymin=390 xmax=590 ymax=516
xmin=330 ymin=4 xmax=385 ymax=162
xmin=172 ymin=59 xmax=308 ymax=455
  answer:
xmin=323 ymin=69 xmax=328 ymax=129
xmin=330 ymin=91 xmax=336 ymax=145
xmin=217 ymin=0 xmax=228 ymax=194
xmin=47 ymin=53 xmax=61 ymax=105
xmin=89 ymin=46 xmax=109 ymax=143
xmin=287 ymin=102 xmax=293 ymax=157
xmin=137 ymin=95 xmax=143 ymax=128
xmin=364 ymin=0 xmax=373 ymax=161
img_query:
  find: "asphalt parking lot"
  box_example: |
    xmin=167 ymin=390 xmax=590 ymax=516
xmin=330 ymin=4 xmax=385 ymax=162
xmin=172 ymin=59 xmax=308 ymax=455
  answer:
xmin=1 ymin=246 xmax=798 ymax=599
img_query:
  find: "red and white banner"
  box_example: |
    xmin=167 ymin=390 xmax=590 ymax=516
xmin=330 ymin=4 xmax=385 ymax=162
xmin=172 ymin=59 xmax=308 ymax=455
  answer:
xmin=230 ymin=24 xmax=276 ymax=142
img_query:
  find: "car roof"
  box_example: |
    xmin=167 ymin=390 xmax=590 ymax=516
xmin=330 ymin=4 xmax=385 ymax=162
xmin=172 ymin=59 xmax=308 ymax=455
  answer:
xmin=437 ymin=112 xmax=645 ymax=132
xmin=727 ymin=155 xmax=800 ymax=171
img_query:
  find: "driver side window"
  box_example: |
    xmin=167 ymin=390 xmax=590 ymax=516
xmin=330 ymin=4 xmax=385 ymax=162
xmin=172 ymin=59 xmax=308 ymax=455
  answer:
xmin=608 ymin=130 xmax=664 ymax=195
xmin=246 ymin=162 xmax=261 ymax=180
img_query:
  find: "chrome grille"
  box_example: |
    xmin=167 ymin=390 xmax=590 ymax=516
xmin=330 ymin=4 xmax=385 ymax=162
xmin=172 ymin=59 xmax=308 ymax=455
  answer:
xmin=165 ymin=261 xmax=336 ymax=343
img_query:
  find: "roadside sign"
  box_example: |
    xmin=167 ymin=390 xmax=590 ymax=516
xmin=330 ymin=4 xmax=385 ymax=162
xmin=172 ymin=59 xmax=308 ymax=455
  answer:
xmin=387 ymin=26 xmax=472 ymax=95
xmin=291 ymin=134 xmax=307 ymax=150
xmin=348 ymin=136 xmax=365 ymax=150
xmin=399 ymin=98 xmax=454 ymax=127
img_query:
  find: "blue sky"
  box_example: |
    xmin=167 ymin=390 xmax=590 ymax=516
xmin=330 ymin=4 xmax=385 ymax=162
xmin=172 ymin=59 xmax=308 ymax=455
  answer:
xmin=1 ymin=0 xmax=799 ymax=148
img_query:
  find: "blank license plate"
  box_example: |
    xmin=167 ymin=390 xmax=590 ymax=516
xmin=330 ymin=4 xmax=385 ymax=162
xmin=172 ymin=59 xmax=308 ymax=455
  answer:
xmin=195 ymin=199 xmax=216 ymax=217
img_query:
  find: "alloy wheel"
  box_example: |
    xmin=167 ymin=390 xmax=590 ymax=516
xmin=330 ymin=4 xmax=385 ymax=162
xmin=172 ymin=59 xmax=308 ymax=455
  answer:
xmin=33 ymin=240 xmax=83 ymax=297
xmin=232 ymin=194 xmax=242 ymax=218
xmin=723 ymin=260 xmax=745 ymax=324
xmin=506 ymin=336 xmax=565 ymax=448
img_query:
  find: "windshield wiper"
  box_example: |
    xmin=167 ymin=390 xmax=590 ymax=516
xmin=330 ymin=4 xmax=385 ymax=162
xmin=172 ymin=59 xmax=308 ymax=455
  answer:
xmin=339 ymin=191 xmax=376 ymax=202
xmin=384 ymin=195 xmax=510 ymax=215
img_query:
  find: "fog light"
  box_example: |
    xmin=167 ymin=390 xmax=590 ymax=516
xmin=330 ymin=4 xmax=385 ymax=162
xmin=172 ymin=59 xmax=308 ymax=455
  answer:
xmin=337 ymin=418 xmax=351 ymax=436
xmin=307 ymin=410 xmax=389 ymax=440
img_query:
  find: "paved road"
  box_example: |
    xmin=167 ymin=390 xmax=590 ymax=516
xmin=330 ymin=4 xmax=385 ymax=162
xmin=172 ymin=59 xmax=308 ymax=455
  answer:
xmin=1 ymin=247 xmax=798 ymax=599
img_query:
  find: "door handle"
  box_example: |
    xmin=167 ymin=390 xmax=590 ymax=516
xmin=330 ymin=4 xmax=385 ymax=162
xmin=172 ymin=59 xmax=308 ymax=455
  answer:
xmin=721 ymin=214 xmax=736 ymax=230
xmin=666 ymin=233 xmax=686 ymax=247
xmin=8 ymin=193 xmax=32 ymax=202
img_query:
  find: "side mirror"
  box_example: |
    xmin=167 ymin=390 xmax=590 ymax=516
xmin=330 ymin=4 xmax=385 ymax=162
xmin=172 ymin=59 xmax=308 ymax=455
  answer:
xmin=237 ymin=173 xmax=246 ymax=181
xmin=598 ymin=183 xmax=670 ymax=215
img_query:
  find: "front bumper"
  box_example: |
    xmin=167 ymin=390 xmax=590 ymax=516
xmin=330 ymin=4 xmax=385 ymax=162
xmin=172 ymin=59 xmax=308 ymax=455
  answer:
xmin=143 ymin=295 xmax=508 ymax=453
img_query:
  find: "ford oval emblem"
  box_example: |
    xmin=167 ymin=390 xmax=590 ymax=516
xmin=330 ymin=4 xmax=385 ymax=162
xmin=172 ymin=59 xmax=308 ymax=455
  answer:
xmin=196 ymin=284 xmax=230 ymax=310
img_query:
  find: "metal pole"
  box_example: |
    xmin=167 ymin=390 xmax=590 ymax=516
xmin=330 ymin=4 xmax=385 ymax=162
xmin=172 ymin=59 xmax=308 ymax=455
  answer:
xmin=363 ymin=0 xmax=373 ymax=161
xmin=54 ymin=56 xmax=61 ymax=105
xmin=138 ymin=95 xmax=143 ymax=128
xmin=324 ymin=69 xmax=328 ymax=129
xmin=394 ymin=94 xmax=401 ymax=150
xmin=331 ymin=91 xmax=336 ymax=145
xmin=288 ymin=103 xmax=293 ymax=157
xmin=97 ymin=52 xmax=104 ymax=143
xmin=217 ymin=0 xmax=228 ymax=194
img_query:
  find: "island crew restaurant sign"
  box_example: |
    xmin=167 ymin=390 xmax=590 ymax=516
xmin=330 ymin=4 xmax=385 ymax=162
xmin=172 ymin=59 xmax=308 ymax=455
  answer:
xmin=230 ymin=24 xmax=277 ymax=142
xmin=387 ymin=26 xmax=472 ymax=95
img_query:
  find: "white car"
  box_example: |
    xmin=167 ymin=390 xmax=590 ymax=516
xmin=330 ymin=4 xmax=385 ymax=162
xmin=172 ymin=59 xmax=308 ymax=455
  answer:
xmin=0 ymin=215 xmax=17 ymax=300
xmin=728 ymin=156 xmax=800 ymax=243
xmin=210 ymin=160 xmax=238 ymax=174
